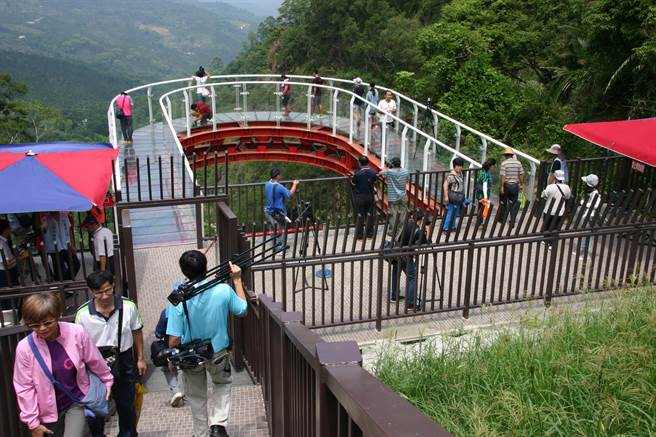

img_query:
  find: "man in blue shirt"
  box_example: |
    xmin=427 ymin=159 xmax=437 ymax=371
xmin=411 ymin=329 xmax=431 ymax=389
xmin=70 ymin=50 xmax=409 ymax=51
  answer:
xmin=264 ymin=168 xmax=299 ymax=250
xmin=167 ymin=250 xmax=247 ymax=437
xmin=351 ymin=156 xmax=378 ymax=238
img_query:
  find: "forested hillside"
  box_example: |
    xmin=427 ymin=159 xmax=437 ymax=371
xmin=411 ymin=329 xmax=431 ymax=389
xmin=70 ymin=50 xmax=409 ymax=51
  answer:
xmin=227 ymin=0 xmax=656 ymax=158
xmin=0 ymin=0 xmax=260 ymax=143
xmin=0 ymin=0 xmax=259 ymax=82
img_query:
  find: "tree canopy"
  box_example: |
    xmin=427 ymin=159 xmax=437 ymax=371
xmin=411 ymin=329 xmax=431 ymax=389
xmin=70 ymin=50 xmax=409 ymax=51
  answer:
xmin=226 ymin=0 xmax=656 ymax=159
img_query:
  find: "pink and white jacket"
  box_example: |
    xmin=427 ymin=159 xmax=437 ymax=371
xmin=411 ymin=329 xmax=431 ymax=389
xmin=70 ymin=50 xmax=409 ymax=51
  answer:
xmin=13 ymin=321 xmax=113 ymax=430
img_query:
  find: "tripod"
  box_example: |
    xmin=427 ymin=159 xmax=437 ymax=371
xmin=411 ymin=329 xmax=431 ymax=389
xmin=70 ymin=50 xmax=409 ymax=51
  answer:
xmin=292 ymin=195 xmax=330 ymax=295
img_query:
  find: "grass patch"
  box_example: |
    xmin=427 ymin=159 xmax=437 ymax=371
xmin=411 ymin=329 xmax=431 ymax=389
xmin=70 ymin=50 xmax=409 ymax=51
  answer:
xmin=374 ymin=288 xmax=656 ymax=436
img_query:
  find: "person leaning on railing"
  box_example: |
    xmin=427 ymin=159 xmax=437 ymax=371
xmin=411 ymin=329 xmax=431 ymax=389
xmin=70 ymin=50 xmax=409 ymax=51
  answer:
xmin=13 ymin=292 xmax=113 ymax=437
xmin=166 ymin=251 xmax=247 ymax=437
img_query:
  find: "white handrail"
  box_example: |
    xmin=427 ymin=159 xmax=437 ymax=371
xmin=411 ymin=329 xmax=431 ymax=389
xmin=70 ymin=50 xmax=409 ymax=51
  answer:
xmin=158 ymin=80 xmax=482 ymax=170
xmin=107 ymin=73 xmax=540 ymax=165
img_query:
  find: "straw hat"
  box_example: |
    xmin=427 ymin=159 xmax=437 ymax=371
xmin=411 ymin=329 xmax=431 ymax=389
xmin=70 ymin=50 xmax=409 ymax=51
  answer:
xmin=502 ymin=146 xmax=514 ymax=155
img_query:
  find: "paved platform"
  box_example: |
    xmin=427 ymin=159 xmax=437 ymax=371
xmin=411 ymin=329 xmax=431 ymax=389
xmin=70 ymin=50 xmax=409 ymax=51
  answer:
xmin=104 ymin=243 xmax=270 ymax=436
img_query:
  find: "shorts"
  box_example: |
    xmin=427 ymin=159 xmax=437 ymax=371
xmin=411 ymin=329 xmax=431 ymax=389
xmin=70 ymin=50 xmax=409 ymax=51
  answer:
xmin=282 ymin=94 xmax=291 ymax=106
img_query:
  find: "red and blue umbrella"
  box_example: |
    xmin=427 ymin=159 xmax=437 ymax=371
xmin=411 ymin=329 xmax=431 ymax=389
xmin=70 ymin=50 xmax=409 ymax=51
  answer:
xmin=0 ymin=143 xmax=119 ymax=213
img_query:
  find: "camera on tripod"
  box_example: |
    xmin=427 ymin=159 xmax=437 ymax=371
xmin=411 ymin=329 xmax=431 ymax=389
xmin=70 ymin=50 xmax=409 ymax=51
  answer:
xmin=154 ymin=339 xmax=213 ymax=369
xmin=296 ymin=200 xmax=314 ymax=223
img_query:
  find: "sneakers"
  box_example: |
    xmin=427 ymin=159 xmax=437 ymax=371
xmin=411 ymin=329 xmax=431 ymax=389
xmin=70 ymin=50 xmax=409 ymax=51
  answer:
xmin=210 ymin=425 xmax=228 ymax=437
xmin=390 ymin=296 xmax=405 ymax=302
xmin=170 ymin=392 xmax=184 ymax=407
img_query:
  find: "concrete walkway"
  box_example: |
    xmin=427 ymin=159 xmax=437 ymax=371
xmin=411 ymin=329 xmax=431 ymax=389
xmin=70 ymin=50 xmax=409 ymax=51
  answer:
xmin=105 ymin=243 xmax=269 ymax=436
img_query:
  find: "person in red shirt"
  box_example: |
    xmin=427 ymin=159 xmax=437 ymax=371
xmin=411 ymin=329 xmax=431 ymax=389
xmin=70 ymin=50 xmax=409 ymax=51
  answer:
xmin=191 ymin=102 xmax=212 ymax=126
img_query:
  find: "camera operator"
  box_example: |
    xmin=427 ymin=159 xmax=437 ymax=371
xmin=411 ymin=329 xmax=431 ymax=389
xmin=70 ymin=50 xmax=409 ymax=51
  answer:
xmin=166 ymin=251 xmax=248 ymax=437
xmin=264 ymin=168 xmax=299 ymax=251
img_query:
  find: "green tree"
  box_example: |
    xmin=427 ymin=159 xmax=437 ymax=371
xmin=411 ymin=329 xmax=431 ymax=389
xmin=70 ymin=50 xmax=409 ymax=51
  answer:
xmin=0 ymin=74 xmax=31 ymax=143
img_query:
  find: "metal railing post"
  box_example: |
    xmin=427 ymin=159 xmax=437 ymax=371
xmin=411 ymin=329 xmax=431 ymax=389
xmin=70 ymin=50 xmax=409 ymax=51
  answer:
xmin=412 ymin=103 xmax=418 ymax=146
xmin=315 ymin=341 xmax=362 ymax=437
xmin=462 ymin=242 xmax=475 ymax=318
xmin=528 ymin=161 xmax=537 ymax=201
xmin=183 ymin=89 xmax=191 ymax=137
xmin=165 ymin=96 xmax=172 ymax=123
xmin=233 ymin=84 xmax=242 ymax=110
xmin=348 ymin=96 xmax=355 ymax=144
xmin=332 ymin=90 xmax=338 ymax=136
xmin=400 ymin=126 xmax=409 ymax=168
xmin=306 ymin=85 xmax=312 ymax=130
xmin=480 ymin=136 xmax=488 ymax=164
xmin=274 ymin=86 xmax=282 ymax=128
xmin=381 ymin=121 xmax=388 ymax=165
xmin=422 ymin=138 xmax=432 ymax=171
xmin=147 ymin=86 xmax=154 ymax=124
xmin=454 ymin=124 xmax=462 ymax=156
xmin=395 ymin=94 xmax=401 ymax=133
xmin=119 ymin=209 xmax=138 ymax=303
xmin=544 ymin=232 xmax=559 ymax=307
xmin=328 ymin=80 xmax=334 ymax=115
xmin=364 ymin=110 xmax=370 ymax=155
xmin=211 ymin=85 xmax=217 ymax=132
xmin=241 ymin=83 xmax=249 ymax=127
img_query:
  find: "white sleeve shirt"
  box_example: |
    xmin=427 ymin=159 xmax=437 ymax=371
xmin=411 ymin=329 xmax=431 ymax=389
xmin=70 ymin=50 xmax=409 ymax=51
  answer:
xmin=377 ymin=99 xmax=397 ymax=124
xmin=93 ymin=227 xmax=114 ymax=261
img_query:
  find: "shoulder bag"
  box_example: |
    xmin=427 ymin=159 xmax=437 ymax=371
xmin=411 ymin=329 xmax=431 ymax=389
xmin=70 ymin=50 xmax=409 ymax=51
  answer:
xmin=447 ymin=175 xmax=465 ymax=206
xmin=28 ymin=335 xmax=109 ymax=418
xmin=98 ymin=305 xmax=122 ymax=379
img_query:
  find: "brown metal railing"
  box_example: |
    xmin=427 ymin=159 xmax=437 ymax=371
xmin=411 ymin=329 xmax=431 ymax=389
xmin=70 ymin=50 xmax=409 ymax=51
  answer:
xmin=536 ymin=155 xmax=656 ymax=198
xmin=247 ymin=189 xmax=656 ymax=329
xmin=234 ymin=293 xmax=452 ymax=436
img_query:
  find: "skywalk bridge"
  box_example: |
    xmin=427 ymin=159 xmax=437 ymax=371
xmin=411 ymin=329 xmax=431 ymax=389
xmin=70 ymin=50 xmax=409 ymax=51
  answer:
xmin=107 ymin=74 xmax=540 ymax=247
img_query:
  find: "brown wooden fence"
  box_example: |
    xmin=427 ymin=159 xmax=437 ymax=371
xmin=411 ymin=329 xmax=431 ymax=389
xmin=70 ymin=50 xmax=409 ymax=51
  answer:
xmin=233 ymin=293 xmax=452 ymax=437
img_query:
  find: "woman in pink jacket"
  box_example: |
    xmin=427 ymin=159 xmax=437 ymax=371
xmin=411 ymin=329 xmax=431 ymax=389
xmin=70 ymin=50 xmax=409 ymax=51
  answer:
xmin=13 ymin=292 xmax=113 ymax=437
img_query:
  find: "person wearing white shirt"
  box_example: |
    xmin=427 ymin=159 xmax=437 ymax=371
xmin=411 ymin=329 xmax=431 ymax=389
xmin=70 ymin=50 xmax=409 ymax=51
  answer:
xmin=192 ymin=66 xmax=211 ymax=103
xmin=42 ymin=212 xmax=80 ymax=280
xmin=542 ymin=170 xmax=572 ymax=233
xmin=579 ymin=174 xmax=601 ymax=257
xmin=83 ymin=215 xmax=115 ymax=274
xmin=377 ymin=90 xmax=397 ymax=126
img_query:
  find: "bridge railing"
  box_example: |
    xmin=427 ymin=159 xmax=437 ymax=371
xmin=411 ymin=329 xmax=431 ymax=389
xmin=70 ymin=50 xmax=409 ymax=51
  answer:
xmin=158 ymin=80 xmax=482 ymax=171
xmin=108 ymin=74 xmax=540 ymax=201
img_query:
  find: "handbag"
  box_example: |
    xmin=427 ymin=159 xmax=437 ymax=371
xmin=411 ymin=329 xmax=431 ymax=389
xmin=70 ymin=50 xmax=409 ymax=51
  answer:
xmin=150 ymin=338 xmax=168 ymax=367
xmin=98 ymin=305 xmax=122 ymax=379
xmin=27 ymin=335 xmax=109 ymax=418
xmin=115 ymin=95 xmax=126 ymax=119
xmin=447 ymin=174 xmax=465 ymax=206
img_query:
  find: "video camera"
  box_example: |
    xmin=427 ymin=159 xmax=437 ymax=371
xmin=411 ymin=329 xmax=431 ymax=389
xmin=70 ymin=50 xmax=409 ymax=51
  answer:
xmin=296 ymin=200 xmax=314 ymax=223
xmin=154 ymin=339 xmax=213 ymax=370
xmin=168 ymin=234 xmax=283 ymax=306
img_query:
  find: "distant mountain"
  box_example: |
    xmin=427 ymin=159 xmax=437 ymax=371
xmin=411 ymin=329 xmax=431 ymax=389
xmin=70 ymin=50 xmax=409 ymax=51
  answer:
xmin=0 ymin=50 xmax=135 ymax=135
xmin=0 ymin=0 xmax=260 ymax=83
xmin=198 ymin=0 xmax=282 ymax=17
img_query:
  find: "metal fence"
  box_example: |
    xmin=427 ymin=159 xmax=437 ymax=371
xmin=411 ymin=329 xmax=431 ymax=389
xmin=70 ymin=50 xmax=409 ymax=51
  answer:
xmin=536 ymin=155 xmax=656 ymax=198
xmin=247 ymin=189 xmax=656 ymax=329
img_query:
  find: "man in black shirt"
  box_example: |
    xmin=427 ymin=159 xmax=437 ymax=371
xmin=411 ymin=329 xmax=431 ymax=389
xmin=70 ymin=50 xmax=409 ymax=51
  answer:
xmin=388 ymin=210 xmax=430 ymax=310
xmin=311 ymin=70 xmax=324 ymax=115
xmin=351 ymin=155 xmax=378 ymax=238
